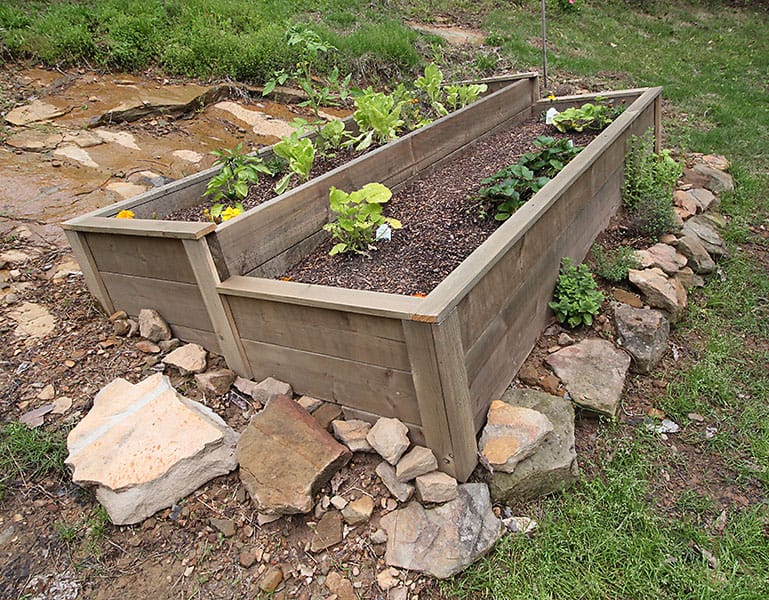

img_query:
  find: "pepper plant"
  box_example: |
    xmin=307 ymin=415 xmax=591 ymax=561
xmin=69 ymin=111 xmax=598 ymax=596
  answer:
xmin=204 ymin=143 xmax=273 ymax=203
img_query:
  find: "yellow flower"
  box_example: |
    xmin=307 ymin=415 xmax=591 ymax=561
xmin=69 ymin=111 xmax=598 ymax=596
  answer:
xmin=115 ymin=210 xmax=135 ymax=219
xmin=220 ymin=206 xmax=243 ymax=221
xmin=547 ymin=94 xmax=557 ymax=101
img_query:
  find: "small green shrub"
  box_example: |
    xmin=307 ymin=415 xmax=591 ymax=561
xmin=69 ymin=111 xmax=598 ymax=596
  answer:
xmin=549 ymin=257 xmax=605 ymax=328
xmin=592 ymin=243 xmax=640 ymax=283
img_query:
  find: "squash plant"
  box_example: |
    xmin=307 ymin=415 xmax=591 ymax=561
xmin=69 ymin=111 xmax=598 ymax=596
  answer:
xmin=323 ymin=183 xmax=402 ymax=255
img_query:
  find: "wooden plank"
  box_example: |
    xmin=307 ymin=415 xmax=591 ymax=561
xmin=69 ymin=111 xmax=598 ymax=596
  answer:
xmin=341 ymin=406 xmax=426 ymax=446
xmin=227 ymin=295 xmax=410 ymax=371
xmin=219 ymin=276 xmax=423 ymax=320
xmin=247 ymin=229 xmax=328 ymax=278
xmin=415 ymin=87 xmax=662 ymax=323
xmin=86 ymin=233 xmax=196 ymax=283
xmin=169 ymin=323 xmax=222 ymax=355
xmin=533 ymin=88 xmax=647 ymax=112
xmin=101 ymin=272 xmax=213 ymax=332
xmin=64 ymin=230 xmax=115 ymax=314
xmin=183 ymin=239 xmax=252 ymax=378
xmin=62 ymin=216 xmax=215 ymax=239
xmin=403 ymin=310 xmax=478 ymax=482
xmin=240 ymin=339 xmax=420 ymax=424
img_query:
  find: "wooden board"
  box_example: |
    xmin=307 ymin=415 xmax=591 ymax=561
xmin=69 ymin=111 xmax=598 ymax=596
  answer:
xmin=86 ymin=233 xmax=196 ymax=283
xmin=248 ymin=229 xmax=328 ymax=278
xmin=168 ymin=323 xmax=222 ymax=355
xmin=62 ymin=216 xmax=215 ymax=239
xmin=240 ymin=339 xmax=420 ymax=424
xmin=341 ymin=406 xmax=426 ymax=447
xmin=100 ymin=272 xmax=213 ymax=332
xmin=226 ymin=295 xmax=411 ymax=371
xmin=64 ymin=230 xmax=115 ymax=315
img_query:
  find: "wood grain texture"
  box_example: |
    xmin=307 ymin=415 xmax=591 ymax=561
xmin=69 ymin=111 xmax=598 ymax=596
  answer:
xmin=62 ymin=216 xmax=215 ymax=239
xmin=240 ymin=339 xmax=420 ymax=424
xmin=64 ymin=230 xmax=115 ymax=314
xmin=226 ymin=294 xmax=410 ymax=371
xmin=247 ymin=229 xmax=328 ymax=278
xmin=86 ymin=233 xmax=196 ymax=283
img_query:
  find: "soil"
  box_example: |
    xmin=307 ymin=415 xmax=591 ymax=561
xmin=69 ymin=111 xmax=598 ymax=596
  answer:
xmin=281 ymin=120 xmax=597 ymax=295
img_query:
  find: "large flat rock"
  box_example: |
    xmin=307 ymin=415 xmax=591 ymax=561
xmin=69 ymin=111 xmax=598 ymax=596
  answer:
xmin=380 ymin=483 xmax=502 ymax=579
xmin=66 ymin=374 xmax=238 ymax=525
xmin=545 ymin=338 xmax=630 ymax=416
xmin=237 ymin=395 xmax=351 ymax=515
xmin=486 ymin=389 xmax=578 ymax=503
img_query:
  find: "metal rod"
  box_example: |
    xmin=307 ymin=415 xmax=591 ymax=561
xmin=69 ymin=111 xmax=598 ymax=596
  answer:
xmin=541 ymin=0 xmax=548 ymax=89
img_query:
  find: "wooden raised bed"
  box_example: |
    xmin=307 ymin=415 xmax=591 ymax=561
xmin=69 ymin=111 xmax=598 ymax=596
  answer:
xmin=64 ymin=75 xmax=662 ymax=481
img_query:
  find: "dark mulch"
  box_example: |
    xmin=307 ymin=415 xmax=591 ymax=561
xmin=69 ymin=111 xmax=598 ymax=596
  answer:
xmin=165 ymin=147 xmax=365 ymax=222
xmin=280 ymin=120 xmax=598 ymax=296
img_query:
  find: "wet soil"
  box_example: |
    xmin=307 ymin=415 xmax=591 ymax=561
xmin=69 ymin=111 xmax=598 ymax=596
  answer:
xmin=281 ymin=120 xmax=597 ymax=296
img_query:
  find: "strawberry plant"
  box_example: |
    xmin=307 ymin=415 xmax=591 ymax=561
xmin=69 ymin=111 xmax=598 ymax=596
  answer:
xmin=323 ymin=183 xmax=402 ymax=255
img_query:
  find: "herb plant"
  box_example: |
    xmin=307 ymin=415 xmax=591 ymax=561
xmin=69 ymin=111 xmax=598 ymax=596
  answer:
xmin=475 ymin=136 xmax=582 ymax=220
xmin=591 ymin=242 xmax=640 ymax=283
xmin=204 ymin=143 xmax=273 ymax=203
xmin=551 ymin=99 xmax=624 ymax=133
xmin=273 ymin=132 xmax=316 ymax=194
xmin=323 ymin=183 xmax=402 ymax=256
xmin=549 ymin=257 xmax=605 ymax=328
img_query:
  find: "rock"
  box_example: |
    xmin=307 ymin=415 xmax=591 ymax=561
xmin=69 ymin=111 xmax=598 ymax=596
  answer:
xmin=157 ymin=338 xmax=179 ymax=352
xmin=9 ymin=302 xmax=56 ymax=340
xmin=330 ymin=495 xmax=347 ymax=510
xmin=389 ymin=587 xmax=409 ymax=600
xmin=486 ymin=389 xmax=578 ymax=503
xmin=113 ymin=319 xmax=131 ymax=336
xmin=628 ymin=268 xmax=687 ymax=317
xmin=478 ymin=401 xmax=553 ymax=473
xmin=6 ymin=130 xmax=63 ymax=152
xmin=52 ymin=396 xmax=73 ymax=414
xmin=660 ymin=233 xmax=678 ymax=245
xmin=380 ymin=483 xmax=502 ymax=579
xmin=673 ymin=190 xmax=698 ymax=217
xmin=675 ymin=266 xmax=697 ymax=289
xmin=612 ymin=287 xmax=644 ymax=308
xmin=415 ymin=471 xmax=458 ymax=503
xmin=614 ymin=305 xmax=670 ymax=373
xmin=37 ymin=384 xmax=55 ymax=401
xmin=138 ymin=309 xmax=172 ymax=342
xmin=237 ymin=395 xmax=351 ymax=515
xmin=0 ymin=249 xmax=40 ymax=266
xmin=311 ymin=510 xmax=344 ymax=552
xmin=297 ymin=395 xmax=323 ymax=413
xmin=396 ymin=446 xmax=438 ymax=482
xmin=325 ymin=572 xmax=356 ymax=600
xmin=688 ymin=188 xmax=717 ymax=212
xmin=332 ymin=419 xmax=373 ymax=452
xmin=517 ymin=362 xmax=540 ymax=386
xmin=692 ymin=164 xmax=735 ymax=194
xmin=557 ymin=333 xmax=575 ymax=346
xmin=65 ymin=374 xmax=238 ymax=525
xmin=195 ymin=368 xmax=236 ymax=396
xmin=210 ymin=518 xmax=236 ymax=537
xmin=371 ymin=528 xmax=388 ymax=544
xmin=634 ymin=243 xmax=688 ymax=275
xmin=239 ymin=549 xmax=258 ymax=568
xmin=675 ymin=236 xmax=716 ymax=274
xmin=164 ymin=343 xmax=207 ymax=375
xmin=341 ymin=495 xmax=375 ymax=525
xmin=5 ymin=100 xmax=67 ymax=125
xmin=376 ymin=461 xmax=415 ymax=502
xmin=312 ymin=402 xmax=343 ymax=431
xmin=545 ymin=338 xmax=630 ymax=416
xmin=20 ymin=404 xmax=54 ymax=428
xmin=502 ymin=516 xmax=538 ymax=534
xmin=681 ymin=215 xmax=729 ymax=257
xmin=367 ymin=418 xmax=411 ymax=465
xmin=135 ymin=340 xmax=160 ymax=354
xmin=249 ymin=377 xmax=292 ymax=404
xmin=258 ymin=566 xmax=284 ymax=593
xmin=701 ymin=212 xmax=728 ymax=229
xmin=376 ymin=569 xmax=399 ymax=591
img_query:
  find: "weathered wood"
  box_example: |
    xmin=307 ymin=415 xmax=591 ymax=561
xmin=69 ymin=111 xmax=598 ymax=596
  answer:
xmin=239 ymin=339 xmax=420 ymax=424
xmin=62 ymin=216 xmax=215 ymax=239
xmin=226 ymin=295 xmax=410 ymax=371
xmin=533 ymin=88 xmax=647 ymax=112
xmin=247 ymin=229 xmax=328 ymax=278
xmin=219 ymin=276 xmax=422 ymax=320
xmin=100 ymin=272 xmax=213 ymax=332
xmin=402 ymin=310 xmax=477 ymax=482
xmin=183 ymin=239 xmax=252 ymax=378
xmin=86 ymin=233 xmax=196 ymax=283
xmin=168 ymin=323 xmax=222 ymax=355
xmin=64 ymin=230 xmax=115 ymax=314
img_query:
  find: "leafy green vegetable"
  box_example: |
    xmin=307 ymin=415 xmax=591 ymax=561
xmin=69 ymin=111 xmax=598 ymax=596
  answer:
xmin=273 ymin=132 xmax=316 ymax=194
xmin=345 ymin=88 xmax=405 ymax=150
xmin=551 ymin=98 xmax=624 ymax=133
xmin=204 ymin=143 xmax=272 ymax=203
xmin=549 ymin=257 xmax=605 ymax=328
xmin=444 ymin=83 xmax=488 ymax=112
xmin=414 ymin=63 xmax=447 ymax=116
xmin=323 ymin=183 xmax=402 ymax=255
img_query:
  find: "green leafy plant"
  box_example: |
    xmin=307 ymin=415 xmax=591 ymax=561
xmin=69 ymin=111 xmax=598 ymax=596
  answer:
xmin=345 ymin=88 xmax=405 ymax=150
xmin=551 ymin=98 xmax=624 ymax=133
xmin=0 ymin=423 xmax=67 ymax=501
xmin=273 ymin=132 xmax=316 ymax=194
xmin=475 ymin=136 xmax=582 ymax=220
xmin=592 ymin=243 xmax=640 ymax=282
xmin=204 ymin=143 xmax=272 ymax=203
xmin=414 ymin=62 xmax=448 ymax=116
xmin=317 ymin=119 xmax=347 ymax=155
xmin=205 ymin=202 xmax=244 ymax=223
xmin=322 ymin=182 xmax=402 ymax=255
xmin=549 ymin=257 xmax=605 ymax=327
xmin=623 ymin=130 xmax=682 ymax=238
xmin=444 ymin=83 xmax=488 ymax=112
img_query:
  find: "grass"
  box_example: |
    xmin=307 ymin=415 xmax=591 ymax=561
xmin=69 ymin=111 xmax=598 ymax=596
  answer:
xmin=0 ymin=422 xmax=68 ymax=501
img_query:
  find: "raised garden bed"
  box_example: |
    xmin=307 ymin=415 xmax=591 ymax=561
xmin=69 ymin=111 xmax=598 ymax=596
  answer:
xmin=63 ymin=75 xmax=662 ymax=481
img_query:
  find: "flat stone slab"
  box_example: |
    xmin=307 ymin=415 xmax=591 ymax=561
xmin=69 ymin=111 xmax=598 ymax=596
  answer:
xmin=478 ymin=401 xmax=553 ymax=473
xmin=237 ymin=395 xmax=351 ymax=515
xmin=380 ymin=483 xmax=502 ymax=579
xmin=546 ymin=338 xmax=630 ymax=416
xmin=66 ymin=374 xmax=238 ymax=525
xmin=5 ymin=99 xmax=68 ymax=125
xmin=486 ymin=389 xmax=578 ymax=503
xmin=681 ymin=215 xmax=728 ymax=257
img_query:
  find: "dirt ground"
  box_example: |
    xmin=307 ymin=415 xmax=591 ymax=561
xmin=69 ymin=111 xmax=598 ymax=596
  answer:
xmin=1 ymin=67 xmax=766 ymax=600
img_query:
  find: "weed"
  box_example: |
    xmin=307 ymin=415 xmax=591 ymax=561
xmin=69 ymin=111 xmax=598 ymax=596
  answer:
xmin=0 ymin=423 xmax=67 ymax=501
xmin=591 ymin=242 xmax=640 ymax=282
xmin=54 ymin=520 xmax=80 ymax=543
